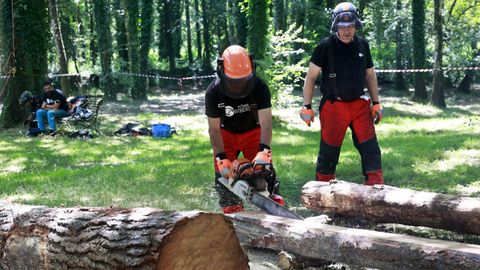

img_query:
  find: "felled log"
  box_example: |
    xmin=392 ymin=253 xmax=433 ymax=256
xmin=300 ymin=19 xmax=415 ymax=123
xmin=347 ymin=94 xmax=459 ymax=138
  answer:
xmin=228 ymin=212 xmax=480 ymax=270
xmin=301 ymin=180 xmax=480 ymax=235
xmin=0 ymin=202 xmax=249 ymax=269
xmin=278 ymin=251 xmax=331 ymax=270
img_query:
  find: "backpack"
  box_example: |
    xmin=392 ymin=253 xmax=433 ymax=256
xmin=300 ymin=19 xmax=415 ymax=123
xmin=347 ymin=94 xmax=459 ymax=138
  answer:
xmin=152 ymin=123 xmax=176 ymax=138
xmin=27 ymin=127 xmax=43 ymax=137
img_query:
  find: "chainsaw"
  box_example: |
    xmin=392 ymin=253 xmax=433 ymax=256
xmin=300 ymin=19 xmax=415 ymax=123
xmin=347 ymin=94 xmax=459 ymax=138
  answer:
xmin=218 ymin=158 xmax=303 ymax=220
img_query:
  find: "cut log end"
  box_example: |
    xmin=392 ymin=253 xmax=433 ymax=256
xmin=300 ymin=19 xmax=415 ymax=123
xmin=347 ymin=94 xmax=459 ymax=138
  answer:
xmin=156 ymin=213 xmax=249 ymax=270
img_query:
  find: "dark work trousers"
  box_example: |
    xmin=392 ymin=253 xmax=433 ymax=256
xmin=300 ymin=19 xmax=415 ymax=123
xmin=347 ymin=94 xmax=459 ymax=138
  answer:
xmin=316 ymin=98 xmax=383 ymax=184
xmin=213 ymin=127 xmax=261 ymax=208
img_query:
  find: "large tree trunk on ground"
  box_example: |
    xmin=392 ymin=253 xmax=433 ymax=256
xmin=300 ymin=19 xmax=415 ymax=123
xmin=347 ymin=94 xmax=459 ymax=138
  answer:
xmin=229 ymin=212 xmax=480 ymax=270
xmin=0 ymin=203 xmax=248 ymax=269
xmin=301 ymin=180 xmax=480 ymax=235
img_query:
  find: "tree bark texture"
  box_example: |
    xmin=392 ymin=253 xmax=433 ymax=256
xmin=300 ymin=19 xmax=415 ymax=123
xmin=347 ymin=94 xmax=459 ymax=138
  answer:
xmin=412 ymin=0 xmax=427 ymax=100
xmin=0 ymin=203 xmax=249 ymax=269
xmin=301 ymin=180 xmax=480 ymax=235
xmin=229 ymin=212 xmax=480 ymax=270
xmin=49 ymin=0 xmax=71 ymax=95
xmin=431 ymin=0 xmax=446 ymax=108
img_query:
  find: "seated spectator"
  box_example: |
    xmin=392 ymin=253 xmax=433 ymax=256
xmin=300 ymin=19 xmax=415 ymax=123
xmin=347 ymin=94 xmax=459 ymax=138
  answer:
xmin=18 ymin=90 xmax=42 ymax=128
xmin=36 ymin=81 xmax=69 ymax=133
xmin=66 ymin=95 xmax=87 ymax=115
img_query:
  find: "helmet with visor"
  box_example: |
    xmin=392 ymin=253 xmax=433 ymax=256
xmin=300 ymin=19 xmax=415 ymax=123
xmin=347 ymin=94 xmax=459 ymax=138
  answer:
xmin=217 ymin=45 xmax=255 ymax=99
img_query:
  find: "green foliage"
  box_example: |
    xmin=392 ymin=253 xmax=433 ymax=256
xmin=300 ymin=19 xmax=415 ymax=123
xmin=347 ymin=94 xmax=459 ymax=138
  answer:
xmin=264 ymin=25 xmax=310 ymax=107
xmin=246 ymin=0 xmax=271 ymax=60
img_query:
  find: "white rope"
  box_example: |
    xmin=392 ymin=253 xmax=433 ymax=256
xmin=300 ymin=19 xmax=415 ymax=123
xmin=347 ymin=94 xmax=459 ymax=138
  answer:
xmin=29 ymin=66 xmax=480 ymax=82
xmin=48 ymin=73 xmax=81 ymax=78
xmin=376 ymin=66 xmax=480 ymax=73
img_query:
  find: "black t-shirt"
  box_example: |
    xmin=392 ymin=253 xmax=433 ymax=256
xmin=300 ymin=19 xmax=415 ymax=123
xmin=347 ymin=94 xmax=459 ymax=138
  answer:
xmin=205 ymin=77 xmax=271 ymax=133
xmin=310 ymin=35 xmax=374 ymax=100
xmin=42 ymin=89 xmax=69 ymax=111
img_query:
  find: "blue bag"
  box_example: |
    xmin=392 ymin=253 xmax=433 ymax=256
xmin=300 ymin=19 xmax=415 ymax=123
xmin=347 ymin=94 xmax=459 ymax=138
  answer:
xmin=152 ymin=123 xmax=172 ymax=138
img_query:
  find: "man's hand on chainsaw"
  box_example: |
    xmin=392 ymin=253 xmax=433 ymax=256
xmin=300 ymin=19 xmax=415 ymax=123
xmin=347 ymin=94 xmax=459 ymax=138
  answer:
xmin=216 ymin=152 xmax=232 ymax=178
xmin=253 ymin=147 xmax=273 ymax=174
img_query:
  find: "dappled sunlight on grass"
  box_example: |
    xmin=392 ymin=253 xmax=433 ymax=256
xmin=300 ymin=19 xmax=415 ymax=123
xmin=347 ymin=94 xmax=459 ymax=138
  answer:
xmin=1 ymin=90 xmax=479 ymax=212
xmin=450 ymin=181 xmax=480 ymax=197
xmin=5 ymin=193 xmax=38 ymax=203
xmin=416 ymin=149 xmax=480 ymax=173
xmin=384 ymin=97 xmax=445 ymax=117
xmin=378 ymin=117 xmax=480 ymax=135
xmin=0 ymin=157 xmax=27 ymax=174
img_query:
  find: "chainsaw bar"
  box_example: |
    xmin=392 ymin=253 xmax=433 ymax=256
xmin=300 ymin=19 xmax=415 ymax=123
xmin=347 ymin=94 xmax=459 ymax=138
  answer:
xmin=218 ymin=176 xmax=303 ymax=220
xmin=250 ymin=192 xmax=303 ymax=220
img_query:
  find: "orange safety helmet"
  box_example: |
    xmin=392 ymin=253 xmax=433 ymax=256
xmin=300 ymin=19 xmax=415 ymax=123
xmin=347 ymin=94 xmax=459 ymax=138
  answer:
xmin=217 ymin=45 xmax=256 ymax=99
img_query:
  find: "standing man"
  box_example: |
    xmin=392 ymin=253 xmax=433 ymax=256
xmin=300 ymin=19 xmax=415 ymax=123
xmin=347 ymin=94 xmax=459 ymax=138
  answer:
xmin=36 ymin=81 xmax=69 ymax=133
xmin=205 ymin=45 xmax=284 ymax=214
xmin=300 ymin=2 xmax=384 ymax=185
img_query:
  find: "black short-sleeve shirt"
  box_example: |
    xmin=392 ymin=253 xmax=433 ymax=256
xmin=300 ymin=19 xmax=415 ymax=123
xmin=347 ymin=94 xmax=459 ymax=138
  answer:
xmin=43 ymin=90 xmax=69 ymax=111
xmin=310 ymin=35 xmax=374 ymax=100
xmin=205 ymin=77 xmax=271 ymax=133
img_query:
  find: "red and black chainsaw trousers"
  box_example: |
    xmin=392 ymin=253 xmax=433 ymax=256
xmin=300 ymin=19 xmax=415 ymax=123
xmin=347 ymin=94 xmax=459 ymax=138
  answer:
xmin=316 ymin=98 xmax=383 ymax=185
xmin=213 ymin=127 xmax=261 ymax=208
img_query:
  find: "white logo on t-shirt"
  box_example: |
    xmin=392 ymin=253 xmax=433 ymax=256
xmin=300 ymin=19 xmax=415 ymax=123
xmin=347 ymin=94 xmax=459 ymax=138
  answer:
xmin=225 ymin=106 xmax=234 ymax=117
xmin=224 ymin=104 xmax=251 ymax=117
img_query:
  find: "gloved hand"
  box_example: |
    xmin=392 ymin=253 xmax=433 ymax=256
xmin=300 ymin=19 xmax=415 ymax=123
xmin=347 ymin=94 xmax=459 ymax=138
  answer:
xmin=300 ymin=105 xmax=314 ymax=126
xmin=253 ymin=148 xmax=272 ymax=172
xmin=371 ymin=102 xmax=383 ymax=124
xmin=216 ymin=152 xmax=232 ymax=178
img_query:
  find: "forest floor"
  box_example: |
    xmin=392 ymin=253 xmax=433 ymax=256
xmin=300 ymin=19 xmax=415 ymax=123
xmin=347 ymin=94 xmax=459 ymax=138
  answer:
xmin=100 ymin=82 xmax=480 ymax=270
xmin=5 ymin=81 xmax=479 ymax=269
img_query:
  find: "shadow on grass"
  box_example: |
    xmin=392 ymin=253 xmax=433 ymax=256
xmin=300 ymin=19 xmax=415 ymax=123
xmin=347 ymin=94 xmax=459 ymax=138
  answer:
xmin=271 ymin=116 xmax=480 ymax=208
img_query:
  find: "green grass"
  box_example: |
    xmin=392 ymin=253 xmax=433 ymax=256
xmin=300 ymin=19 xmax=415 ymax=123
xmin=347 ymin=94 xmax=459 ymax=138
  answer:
xmin=1 ymin=90 xmax=479 ymax=212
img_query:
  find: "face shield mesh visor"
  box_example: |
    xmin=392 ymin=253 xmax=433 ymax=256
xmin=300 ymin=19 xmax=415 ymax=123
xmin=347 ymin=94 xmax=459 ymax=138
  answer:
xmin=331 ymin=11 xmax=362 ymax=32
xmin=220 ymin=73 xmax=255 ymax=99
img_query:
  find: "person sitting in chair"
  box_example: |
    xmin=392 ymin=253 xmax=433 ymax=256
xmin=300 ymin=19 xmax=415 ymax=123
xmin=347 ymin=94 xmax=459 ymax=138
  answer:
xmin=18 ymin=90 xmax=42 ymax=128
xmin=36 ymin=81 xmax=69 ymax=134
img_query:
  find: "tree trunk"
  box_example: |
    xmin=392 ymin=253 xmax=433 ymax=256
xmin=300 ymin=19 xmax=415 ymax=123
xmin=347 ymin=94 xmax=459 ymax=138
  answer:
xmin=93 ymin=0 xmax=115 ymax=101
xmin=394 ymin=0 xmax=408 ymax=92
xmin=456 ymin=69 xmax=474 ymax=94
xmin=0 ymin=203 xmax=249 ymax=269
xmin=86 ymin=0 xmax=97 ymax=66
xmin=231 ymin=0 xmax=247 ymax=47
xmin=0 ymin=0 xmax=49 ymax=128
xmin=114 ymin=0 xmax=129 ymax=72
xmin=247 ymin=0 xmax=270 ymax=60
xmin=125 ymin=0 xmax=144 ymax=100
xmin=193 ymin=0 xmax=202 ymax=61
xmin=214 ymin=2 xmax=230 ymax=54
xmin=160 ymin=0 xmax=176 ymax=71
xmin=201 ymin=0 xmax=212 ymax=70
xmin=185 ymin=0 xmax=194 ymax=65
xmin=139 ymin=0 xmax=154 ymax=96
xmin=431 ymin=0 xmax=446 ymax=108
xmin=301 ymin=180 xmax=480 ymax=235
xmin=49 ymin=0 xmax=71 ymax=95
xmin=273 ymin=0 xmax=286 ymax=33
xmin=229 ymin=212 xmax=480 ymax=270
xmin=412 ymin=0 xmax=427 ymax=100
